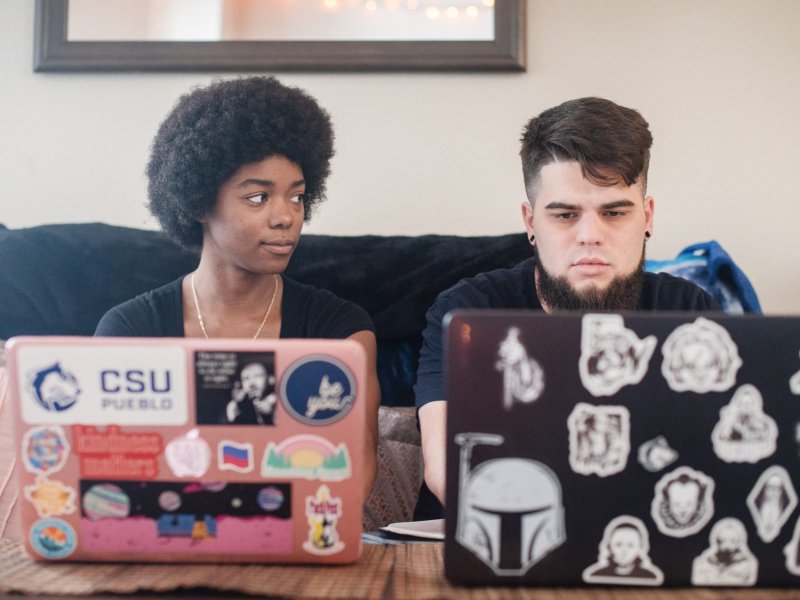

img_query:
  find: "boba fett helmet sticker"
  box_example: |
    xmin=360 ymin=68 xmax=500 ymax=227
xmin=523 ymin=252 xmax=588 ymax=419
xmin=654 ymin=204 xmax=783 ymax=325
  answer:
xmin=711 ymin=384 xmax=777 ymax=464
xmin=567 ymin=403 xmax=630 ymax=477
xmin=454 ymin=432 xmax=565 ymax=577
xmin=280 ymin=356 xmax=355 ymax=425
xmin=661 ymin=317 xmax=741 ymax=393
xmin=495 ymin=327 xmax=544 ymax=410
xmin=579 ymin=314 xmax=656 ymax=397
xmin=746 ymin=465 xmax=797 ymax=544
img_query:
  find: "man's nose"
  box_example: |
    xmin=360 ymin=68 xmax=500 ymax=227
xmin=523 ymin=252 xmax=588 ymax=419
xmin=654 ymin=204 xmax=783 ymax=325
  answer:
xmin=575 ymin=213 xmax=604 ymax=245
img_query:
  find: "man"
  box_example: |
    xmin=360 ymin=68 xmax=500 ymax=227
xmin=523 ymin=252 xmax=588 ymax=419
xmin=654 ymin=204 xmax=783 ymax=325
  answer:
xmin=415 ymin=97 xmax=720 ymax=515
xmin=226 ymin=361 xmax=276 ymax=425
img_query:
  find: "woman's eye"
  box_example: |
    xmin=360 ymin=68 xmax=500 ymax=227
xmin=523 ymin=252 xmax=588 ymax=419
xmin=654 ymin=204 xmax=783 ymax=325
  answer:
xmin=290 ymin=193 xmax=306 ymax=204
xmin=245 ymin=193 xmax=267 ymax=204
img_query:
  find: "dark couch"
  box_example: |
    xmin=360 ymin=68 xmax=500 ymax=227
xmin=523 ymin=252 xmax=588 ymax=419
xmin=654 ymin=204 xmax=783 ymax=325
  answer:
xmin=0 ymin=222 xmax=533 ymax=407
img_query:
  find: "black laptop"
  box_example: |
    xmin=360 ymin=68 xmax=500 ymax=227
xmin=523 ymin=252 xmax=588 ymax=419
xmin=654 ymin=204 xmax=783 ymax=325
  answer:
xmin=444 ymin=311 xmax=800 ymax=587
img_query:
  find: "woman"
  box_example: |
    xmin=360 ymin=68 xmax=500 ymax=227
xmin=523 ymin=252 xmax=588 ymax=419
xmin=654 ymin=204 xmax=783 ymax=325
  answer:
xmin=95 ymin=76 xmax=378 ymax=491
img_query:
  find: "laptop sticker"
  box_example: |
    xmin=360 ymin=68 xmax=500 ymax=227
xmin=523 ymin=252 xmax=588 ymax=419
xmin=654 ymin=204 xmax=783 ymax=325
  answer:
xmin=195 ymin=351 xmax=277 ymax=426
xmin=21 ymin=426 xmax=70 ymax=475
xmin=783 ymin=517 xmax=800 ymax=576
xmin=567 ymin=403 xmax=631 ymax=477
xmin=280 ymin=356 xmax=356 ymax=425
xmin=495 ymin=326 xmax=544 ymax=409
xmin=579 ymin=315 xmax=657 ymax=397
xmin=790 ymin=351 xmax=800 ymax=394
xmin=582 ymin=515 xmax=664 ymax=586
xmin=79 ymin=481 xmax=292 ymax=554
xmin=637 ymin=436 xmax=679 ymax=473
xmin=24 ymin=478 xmax=77 ymax=519
xmin=29 ymin=518 xmax=77 ymax=560
xmin=746 ymin=465 xmax=798 ymax=544
xmin=73 ymin=425 xmax=162 ymax=480
xmin=303 ymin=485 xmax=345 ymax=556
xmin=218 ymin=440 xmax=255 ymax=473
xmin=454 ymin=433 xmax=566 ymax=577
xmin=27 ymin=362 xmax=81 ymax=412
xmin=651 ymin=466 xmax=715 ymax=538
xmin=661 ymin=317 xmax=742 ymax=393
xmin=165 ymin=429 xmax=212 ymax=478
xmin=711 ymin=384 xmax=777 ymax=464
xmin=261 ymin=434 xmax=351 ymax=481
xmin=691 ymin=518 xmax=758 ymax=586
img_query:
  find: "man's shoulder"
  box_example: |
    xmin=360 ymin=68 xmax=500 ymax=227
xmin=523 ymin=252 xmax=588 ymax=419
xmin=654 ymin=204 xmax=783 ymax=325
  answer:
xmin=435 ymin=257 xmax=539 ymax=310
xmin=641 ymin=271 xmax=721 ymax=311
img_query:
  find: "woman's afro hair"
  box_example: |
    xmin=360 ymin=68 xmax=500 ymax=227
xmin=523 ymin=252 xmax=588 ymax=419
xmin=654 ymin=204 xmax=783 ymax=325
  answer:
xmin=146 ymin=76 xmax=334 ymax=249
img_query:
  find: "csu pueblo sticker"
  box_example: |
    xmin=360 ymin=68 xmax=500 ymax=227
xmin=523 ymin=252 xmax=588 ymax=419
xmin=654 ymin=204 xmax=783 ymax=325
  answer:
xmin=280 ymin=356 xmax=356 ymax=425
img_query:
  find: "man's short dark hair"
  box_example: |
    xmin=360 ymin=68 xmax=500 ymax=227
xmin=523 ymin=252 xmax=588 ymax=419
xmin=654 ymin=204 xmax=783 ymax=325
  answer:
xmin=147 ymin=76 xmax=334 ymax=249
xmin=519 ymin=97 xmax=652 ymax=201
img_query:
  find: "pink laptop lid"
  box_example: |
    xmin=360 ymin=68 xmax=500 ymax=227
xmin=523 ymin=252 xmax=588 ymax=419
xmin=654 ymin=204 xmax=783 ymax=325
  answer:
xmin=7 ymin=336 xmax=366 ymax=564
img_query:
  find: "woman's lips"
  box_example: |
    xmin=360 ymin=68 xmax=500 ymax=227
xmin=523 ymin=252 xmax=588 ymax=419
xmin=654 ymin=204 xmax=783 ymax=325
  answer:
xmin=260 ymin=240 xmax=295 ymax=255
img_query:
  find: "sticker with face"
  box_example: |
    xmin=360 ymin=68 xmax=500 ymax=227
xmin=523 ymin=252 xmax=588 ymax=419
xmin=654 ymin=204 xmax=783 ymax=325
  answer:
xmin=637 ymin=436 xmax=679 ymax=473
xmin=454 ymin=433 xmax=566 ymax=577
xmin=651 ymin=466 xmax=715 ymax=538
xmin=567 ymin=403 xmax=630 ymax=477
xmin=691 ymin=518 xmax=758 ymax=586
xmin=790 ymin=351 xmax=800 ymax=395
xmin=661 ymin=317 xmax=742 ymax=393
xmin=495 ymin=327 xmax=544 ymax=410
xmin=165 ymin=429 xmax=211 ymax=478
xmin=21 ymin=426 xmax=70 ymax=475
xmin=582 ymin=515 xmax=664 ymax=586
xmin=746 ymin=465 xmax=798 ymax=544
xmin=579 ymin=315 xmax=657 ymax=397
xmin=711 ymin=384 xmax=777 ymax=464
xmin=783 ymin=517 xmax=800 ymax=576
xmin=302 ymin=485 xmax=344 ymax=556
xmin=23 ymin=479 xmax=77 ymax=518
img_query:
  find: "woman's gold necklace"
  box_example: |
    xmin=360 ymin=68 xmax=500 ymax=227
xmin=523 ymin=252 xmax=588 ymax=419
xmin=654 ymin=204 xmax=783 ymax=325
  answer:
xmin=190 ymin=273 xmax=279 ymax=340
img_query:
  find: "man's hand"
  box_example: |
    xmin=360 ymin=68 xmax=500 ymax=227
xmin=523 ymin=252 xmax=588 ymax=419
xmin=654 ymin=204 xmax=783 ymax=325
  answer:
xmin=418 ymin=400 xmax=447 ymax=505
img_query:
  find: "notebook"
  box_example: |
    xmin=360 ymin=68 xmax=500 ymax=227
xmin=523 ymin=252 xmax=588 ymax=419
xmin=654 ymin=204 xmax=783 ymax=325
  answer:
xmin=444 ymin=311 xmax=800 ymax=587
xmin=7 ymin=336 xmax=366 ymax=564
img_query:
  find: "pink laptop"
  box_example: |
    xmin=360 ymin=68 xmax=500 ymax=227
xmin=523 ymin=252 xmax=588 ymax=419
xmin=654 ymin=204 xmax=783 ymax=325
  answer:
xmin=6 ymin=336 xmax=366 ymax=564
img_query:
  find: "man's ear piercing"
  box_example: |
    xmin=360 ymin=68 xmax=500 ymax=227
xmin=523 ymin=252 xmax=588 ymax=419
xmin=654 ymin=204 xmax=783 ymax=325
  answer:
xmin=645 ymin=231 xmax=652 ymax=239
xmin=529 ymin=234 xmax=535 ymax=243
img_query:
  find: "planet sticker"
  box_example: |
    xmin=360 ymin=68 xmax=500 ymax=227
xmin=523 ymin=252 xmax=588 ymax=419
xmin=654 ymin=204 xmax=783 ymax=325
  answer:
xmin=82 ymin=483 xmax=131 ymax=521
xmin=258 ymin=486 xmax=285 ymax=511
xmin=158 ymin=490 xmax=182 ymax=512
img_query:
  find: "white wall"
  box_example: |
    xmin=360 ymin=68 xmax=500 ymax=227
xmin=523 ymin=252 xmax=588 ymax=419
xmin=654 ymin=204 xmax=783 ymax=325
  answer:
xmin=2 ymin=0 xmax=799 ymax=313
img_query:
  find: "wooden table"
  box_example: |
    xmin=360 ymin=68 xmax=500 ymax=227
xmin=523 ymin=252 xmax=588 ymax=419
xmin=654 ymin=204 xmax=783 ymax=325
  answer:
xmin=0 ymin=538 xmax=797 ymax=600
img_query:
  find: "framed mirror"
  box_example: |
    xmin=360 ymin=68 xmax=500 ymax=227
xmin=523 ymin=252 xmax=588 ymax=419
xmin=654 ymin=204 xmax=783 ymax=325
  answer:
xmin=34 ymin=0 xmax=525 ymax=72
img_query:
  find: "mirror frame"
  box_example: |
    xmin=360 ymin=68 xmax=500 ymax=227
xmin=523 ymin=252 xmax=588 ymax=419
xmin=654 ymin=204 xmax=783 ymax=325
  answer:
xmin=34 ymin=0 xmax=525 ymax=72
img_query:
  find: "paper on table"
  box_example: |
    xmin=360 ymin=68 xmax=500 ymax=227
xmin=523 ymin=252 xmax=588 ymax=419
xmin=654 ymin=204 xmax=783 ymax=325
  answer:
xmin=380 ymin=518 xmax=444 ymax=540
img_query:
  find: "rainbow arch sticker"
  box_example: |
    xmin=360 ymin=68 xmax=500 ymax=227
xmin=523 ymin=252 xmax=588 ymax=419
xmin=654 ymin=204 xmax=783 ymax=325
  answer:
xmin=261 ymin=434 xmax=351 ymax=481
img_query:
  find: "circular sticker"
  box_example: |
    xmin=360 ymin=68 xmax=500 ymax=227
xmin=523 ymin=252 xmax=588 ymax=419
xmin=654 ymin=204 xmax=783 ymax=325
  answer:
xmin=280 ymin=356 xmax=356 ymax=425
xmin=30 ymin=518 xmax=77 ymax=559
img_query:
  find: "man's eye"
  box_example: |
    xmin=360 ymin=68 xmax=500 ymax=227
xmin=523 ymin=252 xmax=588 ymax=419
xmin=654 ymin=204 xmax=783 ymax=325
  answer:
xmin=605 ymin=211 xmax=625 ymax=218
xmin=553 ymin=212 xmax=576 ymax=220
xmin=290 ymin=193 xmax=306 ymax=204
xmin=245 ymin=193 xmax=267 ymax=204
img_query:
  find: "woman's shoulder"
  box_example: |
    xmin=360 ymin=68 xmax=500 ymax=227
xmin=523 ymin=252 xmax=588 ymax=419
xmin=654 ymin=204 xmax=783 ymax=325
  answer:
xmin=281 ymin=276 xmax=374 ymax=338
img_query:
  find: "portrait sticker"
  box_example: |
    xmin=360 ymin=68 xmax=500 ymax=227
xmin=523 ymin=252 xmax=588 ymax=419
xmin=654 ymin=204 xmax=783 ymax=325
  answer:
xmin=217 ymin=440 xmax=254 ymax=474
xmin=567 ymin=403 xmax=631 ymax=477
xmin=582 ymin=515 xmax=664 ymax=586
xmin=790 ymin=351 xmax=800 ymax=395
xmin=661 ymin=317 xmax=742 ymax=393
xmin=711 ymin=384 xmax=777 ymax=464
xmin=79 ymin=480 xmax=292 ymax=554
xmin=495 ymin=326 xmax=544 ymax=409
xmin=280 ymin=356 xmax=356 ymax=426
xmin=746 ymin=465 xmax=798 ymax=544
xmin=261 ymin=435 xmax=351 ymax=481
xmin=165 ymin=429 xmax=211 ymax=478
xmin=195 ymin=351 xmax=277 ymax=425
xmin=29 ymin=518 xmax=77 ymax=560
xmin=783 ymin=517 xmax=800 ymax=576
xmin=691 ymin=518 xmax=758 ymax=586
xmin=303 ymin=485 xmax=344 ymax=556
xmin=579 ymin=314 xmax=657 ymax=397
xmin=21 ymin=426 xmax=70 ymax=475
xmin=454 ymin=432 xmax=566 ymax=577
xmin=24 ymin=478 xmax=77 ymax=519
xmin=651 ymin=466 xmax=715 ymax=538
xmin=637 ymin=435 xmax=679 ymax=473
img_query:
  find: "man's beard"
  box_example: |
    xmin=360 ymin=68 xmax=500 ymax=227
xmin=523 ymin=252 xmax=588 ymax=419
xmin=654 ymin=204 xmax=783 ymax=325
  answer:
xmin=534 ymin=245 xmax=645 ymax=312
